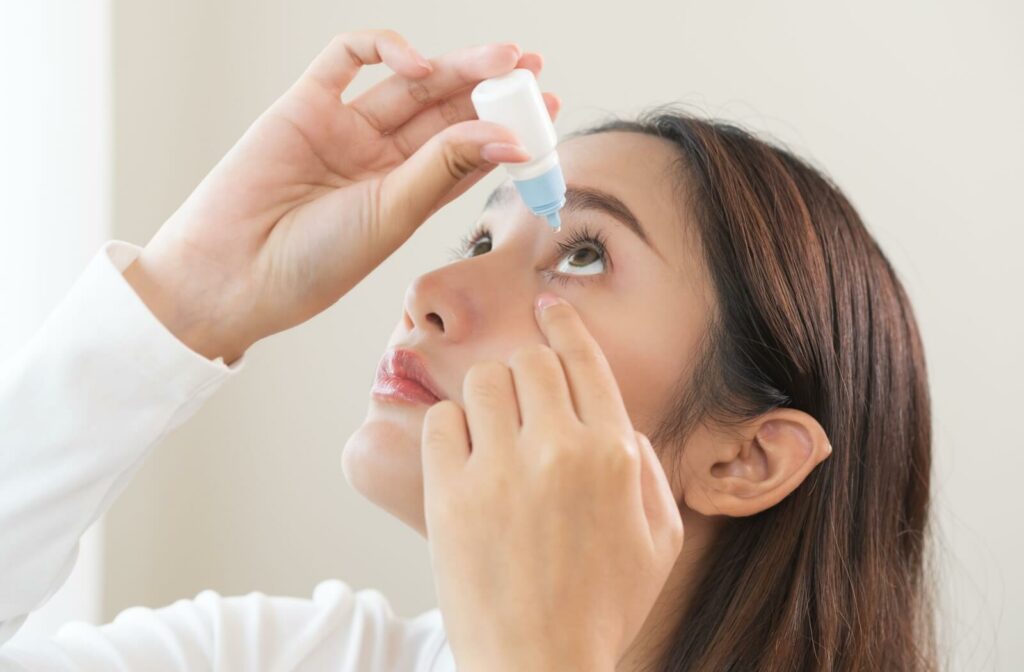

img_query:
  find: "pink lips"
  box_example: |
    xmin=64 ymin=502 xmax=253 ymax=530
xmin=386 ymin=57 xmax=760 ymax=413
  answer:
xmin=372 ymin=348 xmax=445 ymax=406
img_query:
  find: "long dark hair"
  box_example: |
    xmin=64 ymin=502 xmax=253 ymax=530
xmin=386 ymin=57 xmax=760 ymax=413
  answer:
xmin=576 ymin=110 xmax=936 ymax=670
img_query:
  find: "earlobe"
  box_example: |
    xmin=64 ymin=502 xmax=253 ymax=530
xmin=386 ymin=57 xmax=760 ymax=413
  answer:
xmin=682 ymin=408 xmax=832 ymax=517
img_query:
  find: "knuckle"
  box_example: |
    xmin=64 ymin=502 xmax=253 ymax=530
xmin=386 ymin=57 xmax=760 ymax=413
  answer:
xmin=560 ymin=339 xmax=599 ymax=366
xmin=327 ymin=33 xmax=354 ymax=60
xmin=406 ymin=78 xmax=433 ymax=105
xmin=436 ymin=97 xmax=462 ymax=125
xmin=532 ymin=427 xmax=583 ymax=460
xmin=510 ymin=343 xmax=556 ymax=369
xmin=427 ymin=398 xmax=457 ymax=416
xmin=600 ymin=432 xmax=640 ymax=467
xmin=469 ymin=359 xmax=508 ymax=379
xmin=423 ymin=423 xmax=453 ymax=448
xmin=422 ymin=423 xmax=446 ymax=447
xmin=423 ymin=399 xmax=459 ymax=430
xmin=334 ymin=29 xmax=363 ymax=49
xmin=463 ymin=361 xmax=510 ymax=401
xmin=439 ymin=136 xmax=477 ymax=181
xmin=329 ymin=32 xmax=364 ymax=68
xmin=542 ymin=301 xmax=575 ymax=324
xmin=356 ymin=28 xmax=401 ymax=46
xmin=535 ymin=438 xmax=572 ymax=471
xmin=355 ymin=103 xmax=387 ymax=134
xmin=391 ymin=128 xmax=414 ymax=157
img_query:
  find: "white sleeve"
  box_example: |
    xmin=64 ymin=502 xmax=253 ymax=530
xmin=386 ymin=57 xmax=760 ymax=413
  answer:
xmin=0 ymin=580 xmax=450 ymax=672
xmin=0 ymin=240 xmax=244 ymax=648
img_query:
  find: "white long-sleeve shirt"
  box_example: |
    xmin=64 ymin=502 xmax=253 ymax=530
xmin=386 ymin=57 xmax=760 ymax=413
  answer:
xmin=0 ymin=241 xmax=455 ymax=671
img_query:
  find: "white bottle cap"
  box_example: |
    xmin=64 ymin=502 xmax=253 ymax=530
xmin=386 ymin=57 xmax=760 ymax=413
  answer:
xmin=472 ymin=69 xmax=566 ymax=231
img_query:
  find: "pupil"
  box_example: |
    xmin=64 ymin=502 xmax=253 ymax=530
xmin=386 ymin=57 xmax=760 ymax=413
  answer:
xmin=572 ymin=248 xmax=597 ymax=266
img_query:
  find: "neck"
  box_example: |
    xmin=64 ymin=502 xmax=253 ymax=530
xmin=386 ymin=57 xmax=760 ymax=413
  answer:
xmin=615 ymin=511 xmax=717 ymax=672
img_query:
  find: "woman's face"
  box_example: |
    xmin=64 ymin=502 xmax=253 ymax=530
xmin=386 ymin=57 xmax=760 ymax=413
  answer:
xmin=343 ymin=131 xmax=714 ymax=535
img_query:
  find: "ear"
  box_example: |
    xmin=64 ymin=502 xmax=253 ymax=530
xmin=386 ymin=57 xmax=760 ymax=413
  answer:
xmin=680 ymin=408 xmax=832 ymax=517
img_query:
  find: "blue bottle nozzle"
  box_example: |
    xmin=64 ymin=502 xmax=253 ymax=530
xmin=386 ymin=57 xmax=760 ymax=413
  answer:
xmin=512 ymin=163 xmax=567 ymax=232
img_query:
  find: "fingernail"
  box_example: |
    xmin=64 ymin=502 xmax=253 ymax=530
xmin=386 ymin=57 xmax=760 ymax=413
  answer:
xmin=535 ymin=293 xmax=565 ymax=313
xmin=409 ymin=47 xmax=432 ymax=71
xmin=481 ymin=142 xmax=528 ymax=164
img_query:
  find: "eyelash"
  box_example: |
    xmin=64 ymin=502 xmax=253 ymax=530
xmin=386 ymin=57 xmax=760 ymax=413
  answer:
xmin=447 ymin=224 xmax=489 ymax=262
xmin=448 ymin=224 xmax=611 ymax=286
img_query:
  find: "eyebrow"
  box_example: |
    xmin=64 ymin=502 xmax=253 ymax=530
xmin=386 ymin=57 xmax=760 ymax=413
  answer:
xmin=484 ymin=182 xmax=655 ymax=250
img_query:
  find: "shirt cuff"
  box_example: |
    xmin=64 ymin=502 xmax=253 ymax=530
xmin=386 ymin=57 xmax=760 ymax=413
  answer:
xmin=96 ymin=240 xmax=246 ymax=387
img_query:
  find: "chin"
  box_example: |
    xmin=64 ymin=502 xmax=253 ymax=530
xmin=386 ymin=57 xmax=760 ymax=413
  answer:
xmin=341 ymin=401 xmax=429 ymax=537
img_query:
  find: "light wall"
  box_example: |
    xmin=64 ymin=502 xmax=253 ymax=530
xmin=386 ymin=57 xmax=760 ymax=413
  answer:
xmin=1 ymin=0 xmax=111 ymax=639
xmin=104 ymin=1 xmax=1024 ymax=669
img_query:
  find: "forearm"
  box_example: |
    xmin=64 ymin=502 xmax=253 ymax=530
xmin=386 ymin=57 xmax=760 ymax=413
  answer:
xmin=0 ymin=241 xmax=239 ymax=644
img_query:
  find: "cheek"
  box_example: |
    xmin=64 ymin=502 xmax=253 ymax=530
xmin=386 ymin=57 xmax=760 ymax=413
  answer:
xmin=586 ymin=313 xmax=694 ymax=436
xmin=606 ymin=352 xmax=676 ymax=435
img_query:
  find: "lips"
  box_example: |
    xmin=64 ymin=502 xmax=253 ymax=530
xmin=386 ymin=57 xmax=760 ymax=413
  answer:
xmin=372 ymin=348 xmax=446 ymax=406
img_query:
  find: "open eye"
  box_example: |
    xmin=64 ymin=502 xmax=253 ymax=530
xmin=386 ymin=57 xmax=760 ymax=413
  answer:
xmin=450 ymin=223 xmax=611 ymax=284
xmin=555 ymin=244 xmax=605 ymax=275
xmin=449 ymin=225 xmax=492 ymax=261
xmin=552 ymin=226 xmax=609 ymax=277
xmin=466 ymin=234 xmax=492 ymax=257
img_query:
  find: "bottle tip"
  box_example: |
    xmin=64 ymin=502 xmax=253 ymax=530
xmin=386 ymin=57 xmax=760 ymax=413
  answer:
xmin=545 ymin=212 xmax=561 ymax=232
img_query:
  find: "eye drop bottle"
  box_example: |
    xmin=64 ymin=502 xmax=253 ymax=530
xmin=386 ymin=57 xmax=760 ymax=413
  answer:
xmin=471 ymin=69 xmax=566 ymax=231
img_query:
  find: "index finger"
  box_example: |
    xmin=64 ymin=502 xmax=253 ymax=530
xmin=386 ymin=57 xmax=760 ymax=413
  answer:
xmin=350 ymin=43 xmax=526 ymax=134
xmin=533 ymin=293 xmax=631 ymax=429
xmin=302 ymin=29 xmax=432 ymax=95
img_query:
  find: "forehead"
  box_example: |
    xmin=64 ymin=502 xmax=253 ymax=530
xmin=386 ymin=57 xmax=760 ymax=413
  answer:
xmin=559 ymin=130 xmax=676 ymax=180
xmin=556 ymin=131 xmax=691 ymax=260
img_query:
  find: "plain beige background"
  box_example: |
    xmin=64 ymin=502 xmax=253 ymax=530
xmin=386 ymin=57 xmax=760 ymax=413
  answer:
xmin=94 ymin=0 xmax=1023 ymax=668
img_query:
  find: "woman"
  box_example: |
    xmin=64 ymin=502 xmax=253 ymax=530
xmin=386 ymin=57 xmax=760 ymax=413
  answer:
xmin=344 ymin=115 xmax=935 ymax=669
xmin=0 ymin=27 xmax=936 ymax=671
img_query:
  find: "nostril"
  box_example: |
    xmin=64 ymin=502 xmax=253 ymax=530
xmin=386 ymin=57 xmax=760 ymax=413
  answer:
xmin=426 ymin=312 xmax=444 ymax=332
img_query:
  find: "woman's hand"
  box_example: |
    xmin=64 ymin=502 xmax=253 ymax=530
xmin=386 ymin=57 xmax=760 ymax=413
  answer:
xmin=124 ymin=29 xmax=558 ymax=363
xmin=421 ymin=294 xmax=685 ymax=672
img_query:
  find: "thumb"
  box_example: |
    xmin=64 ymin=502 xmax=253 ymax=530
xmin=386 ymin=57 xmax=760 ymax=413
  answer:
xmin=635 ymin=431 xmax=685 ymax=555
xmin=379 ymin=119 xmax=527 ymax=233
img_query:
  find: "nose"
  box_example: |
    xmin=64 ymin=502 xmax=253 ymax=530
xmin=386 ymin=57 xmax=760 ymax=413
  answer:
xmin=402 ymin=266 xmax=476 ymax=343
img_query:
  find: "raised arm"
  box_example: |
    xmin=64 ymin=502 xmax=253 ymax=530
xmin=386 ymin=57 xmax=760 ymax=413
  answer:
xmin=0 ymin=241 xmax=240 ymax=646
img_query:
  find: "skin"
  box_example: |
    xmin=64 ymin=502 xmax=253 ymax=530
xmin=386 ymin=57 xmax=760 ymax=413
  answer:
xmin=420 ymin=293 xmax=684 ymax=671
xmin=344 ymin=131 xmax=833 ymax=669
xmin=123 ymin=31 xmax=554 ymax=364
xmin=124 ymin=29 xmax=833 ymax=671
xmin=344 ymin=131 xmax=705 ymax=534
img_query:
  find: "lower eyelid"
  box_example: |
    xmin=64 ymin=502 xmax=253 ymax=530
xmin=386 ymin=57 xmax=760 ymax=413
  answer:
xmin=543 ymin=269 xmax=606 ymax=287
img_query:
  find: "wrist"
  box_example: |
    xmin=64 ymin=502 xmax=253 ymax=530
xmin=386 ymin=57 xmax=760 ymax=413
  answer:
xmin=122 ymin=255 xmax=249 ymax=365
